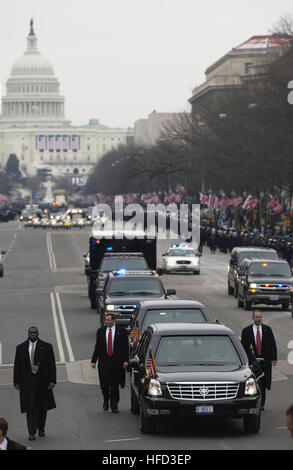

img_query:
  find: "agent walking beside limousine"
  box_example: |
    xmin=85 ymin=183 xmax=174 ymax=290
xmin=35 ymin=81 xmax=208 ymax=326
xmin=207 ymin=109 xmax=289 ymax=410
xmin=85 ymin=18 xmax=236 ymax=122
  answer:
xmin=241 ymin=310 xmax=277 ymax=410
xmin=91 ymin=314 xmax=129 ymax=413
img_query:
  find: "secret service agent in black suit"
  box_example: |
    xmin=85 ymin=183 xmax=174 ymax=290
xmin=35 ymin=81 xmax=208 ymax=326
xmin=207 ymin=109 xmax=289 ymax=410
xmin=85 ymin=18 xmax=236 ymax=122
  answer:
xmin=0 ymin=417 xmax=27 ymax=450
xmin=241 ymin=310 xmax=277 ymax=409
xmin=13 ymin=327 xmax=57 ymax=441
xmin=91 ymin=314 xmax=129 ymax=413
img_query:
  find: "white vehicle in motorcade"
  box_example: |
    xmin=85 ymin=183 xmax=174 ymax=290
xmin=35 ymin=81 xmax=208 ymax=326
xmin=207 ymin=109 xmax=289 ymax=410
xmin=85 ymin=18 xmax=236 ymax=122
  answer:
xmin=160 ymin=243 xmax=201 ymax=275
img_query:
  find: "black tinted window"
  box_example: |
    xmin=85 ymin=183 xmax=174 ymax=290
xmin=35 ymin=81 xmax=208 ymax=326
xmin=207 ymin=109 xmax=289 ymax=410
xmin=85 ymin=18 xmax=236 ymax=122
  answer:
xmin=238 ymin=251 xmax=277 ymax=266
xmin=156 ymin=335 xmax=240 ymax=366
xmin=248 ymin=262 xmax=291 ymax=277
xmin=100 ymin=257 xmax=148 ymax=272
xmin=142 ymin=309 xmax=206 ymax=331
xmin=108 ymin=278 xmax=164 ymax=295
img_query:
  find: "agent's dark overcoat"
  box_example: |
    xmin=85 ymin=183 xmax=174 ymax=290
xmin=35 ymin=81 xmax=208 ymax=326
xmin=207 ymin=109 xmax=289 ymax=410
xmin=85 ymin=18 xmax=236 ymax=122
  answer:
xmin=241 ymin=324 xmax=277 ymax=389
xmin=13 ymin=339 xmax=56 ymax=413
xmin=91 ymin=326 xmax=129 ymax=388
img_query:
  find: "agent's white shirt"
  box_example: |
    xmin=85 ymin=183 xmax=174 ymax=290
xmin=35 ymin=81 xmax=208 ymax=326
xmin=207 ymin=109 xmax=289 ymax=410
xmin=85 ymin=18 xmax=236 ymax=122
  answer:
xmin=29 ymin=339 xmax=38 ymax=356
xmin=0 ymin=437 xmax=8 ymax=450
xmin=253 ymin=323 xmax=262 ymax=343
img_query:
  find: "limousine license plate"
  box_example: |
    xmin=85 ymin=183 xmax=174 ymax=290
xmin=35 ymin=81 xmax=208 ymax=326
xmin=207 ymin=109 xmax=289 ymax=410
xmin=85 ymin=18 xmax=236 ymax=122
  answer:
xmin=269 ymin=295 xmax=279 ymax=301
xmin=196 ymin=405 xmax=214 ymax=414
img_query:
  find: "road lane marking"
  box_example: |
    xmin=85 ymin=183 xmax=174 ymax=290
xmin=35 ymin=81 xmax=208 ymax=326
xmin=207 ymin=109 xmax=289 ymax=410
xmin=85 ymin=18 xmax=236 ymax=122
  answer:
xmin=3 ymin=232 xmax=18 ymax=260
xmin=50 ymin=292 xmax=65 ymax=363
xmin=104 ymin=438 xmax=142 ymax=442
xmin=55 ymin=292 xmax=75 ymax=362
xmin=47 ymin=232 xmax=57 ymax=270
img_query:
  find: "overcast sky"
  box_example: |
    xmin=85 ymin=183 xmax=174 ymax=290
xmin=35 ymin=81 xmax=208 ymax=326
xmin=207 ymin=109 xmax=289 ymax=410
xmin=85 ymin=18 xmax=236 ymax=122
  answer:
xmin=0 ymin=0 xmax=292 ymax=128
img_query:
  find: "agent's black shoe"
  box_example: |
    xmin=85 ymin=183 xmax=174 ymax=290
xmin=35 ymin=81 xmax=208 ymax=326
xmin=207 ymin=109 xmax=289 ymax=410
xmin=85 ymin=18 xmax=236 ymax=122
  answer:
xmin=103 ymin=402 xmax=109 ymax=411
xmin=111 ymin=408 xmax=119 ymax=413
xmin=28 ymin=434 xmax=36 ymax=441
xmin=38 ymin=430 xmax=45 ymax=437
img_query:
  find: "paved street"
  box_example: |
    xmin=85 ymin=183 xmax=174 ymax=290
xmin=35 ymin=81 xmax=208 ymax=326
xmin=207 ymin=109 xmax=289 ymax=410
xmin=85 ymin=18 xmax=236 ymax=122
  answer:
xmin=0 ymin=220 xmax=293 ymax=450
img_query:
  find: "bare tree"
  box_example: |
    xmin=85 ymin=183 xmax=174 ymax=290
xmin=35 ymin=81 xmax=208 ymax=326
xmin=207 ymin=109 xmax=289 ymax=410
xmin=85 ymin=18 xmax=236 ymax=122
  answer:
xmin=269 ymin=13 xmax=293 ymax=35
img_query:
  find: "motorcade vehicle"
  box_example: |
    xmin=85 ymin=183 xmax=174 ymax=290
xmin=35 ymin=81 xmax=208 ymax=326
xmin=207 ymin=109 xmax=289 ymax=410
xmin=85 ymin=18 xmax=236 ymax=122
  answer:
xmin=236 ymin=258 xmax=293 ymax=310
xmin=129 ymin=323 xmax=262 ymax=434
xmin=160 ymin=243 xmax=201 ymax=275
xmin=63 ymin=218 xmax=72 ymax=229
xmin=0 ymin=250 xmax=6 ymax=277
xmin=227 ymin=247 xmax=278 ymax=297
xmin=86 ymin=228 xmax=156 ymax=309
xmin=83 ymin=251 xmax=90 ymax=275
xmin=93 ymin=252 xmax=149 ymax=300
xmin=128 ymin=299 xmax=211 ymax=354
xmin=96 ymin=270 xmax=176 ymax=326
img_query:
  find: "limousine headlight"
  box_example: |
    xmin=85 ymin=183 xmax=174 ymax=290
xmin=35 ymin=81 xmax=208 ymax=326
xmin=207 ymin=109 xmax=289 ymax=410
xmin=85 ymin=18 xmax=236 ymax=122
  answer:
xmin=148 ymin=379 xmax=162 ymax=397
xmin=106 ymin=304 xmax=116 ymax=310
xmin=245 ymin=377 xmax=257 ymax=395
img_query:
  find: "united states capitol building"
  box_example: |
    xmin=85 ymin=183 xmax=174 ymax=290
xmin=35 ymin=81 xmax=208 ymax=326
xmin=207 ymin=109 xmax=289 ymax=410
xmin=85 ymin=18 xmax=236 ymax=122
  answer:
xmin=0 ymin=20 xmax=134 ymax=184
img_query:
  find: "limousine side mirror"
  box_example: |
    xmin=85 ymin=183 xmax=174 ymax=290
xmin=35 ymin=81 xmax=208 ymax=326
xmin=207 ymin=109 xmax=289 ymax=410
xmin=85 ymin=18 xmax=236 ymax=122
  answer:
xmin=128 ymin=357 xmax=144 ymax=371
xmin=95 ymin=288 xmax=104 ymax=296
xmin=156 ymin=268 xmax=163 ymax=276
xmin=1 ymin=250 xmax=6 ymax=255
xmin=166 ymin=288 xmax=176 ymax=296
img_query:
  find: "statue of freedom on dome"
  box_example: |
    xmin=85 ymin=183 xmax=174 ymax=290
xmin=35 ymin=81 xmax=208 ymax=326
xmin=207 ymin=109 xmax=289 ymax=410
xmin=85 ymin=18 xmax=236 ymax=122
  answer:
xmin=29 ymin=18 xmax=35 ymax=36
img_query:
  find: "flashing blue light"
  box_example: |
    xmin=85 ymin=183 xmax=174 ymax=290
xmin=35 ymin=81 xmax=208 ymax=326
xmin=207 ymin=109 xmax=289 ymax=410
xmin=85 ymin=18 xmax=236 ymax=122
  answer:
xmin=106 ymin=247 xmax=113 ymax=251
xmin=278 ymin=284 xmax=284 ymax=288
xmin=117 ymin=268 xmax=127 ymax=275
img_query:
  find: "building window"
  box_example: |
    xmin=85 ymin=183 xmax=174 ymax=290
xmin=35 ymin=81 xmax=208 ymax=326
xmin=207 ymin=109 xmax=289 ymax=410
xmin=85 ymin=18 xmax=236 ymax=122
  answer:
xmin=245 ymin=62 xmax=252 ymax=74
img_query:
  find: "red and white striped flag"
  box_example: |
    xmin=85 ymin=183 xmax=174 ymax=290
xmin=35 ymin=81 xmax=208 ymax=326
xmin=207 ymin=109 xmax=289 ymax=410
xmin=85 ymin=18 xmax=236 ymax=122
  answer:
xmin=242 ymin=195 xmax=259 ymax=210
xmin=272 ymin=201 xmax=283 ymax=213
xmin=229 ymin=196 xmax=243 ymax=207
xmin=200 ymin=193 xmax=209 ymax=205
xmin=266 ymin=195 xmax=278 ymax=210
xmin=208 ymin=194 xmax=219 ymax=209
xmin=146 ymin=347 xmax=157 ymax=378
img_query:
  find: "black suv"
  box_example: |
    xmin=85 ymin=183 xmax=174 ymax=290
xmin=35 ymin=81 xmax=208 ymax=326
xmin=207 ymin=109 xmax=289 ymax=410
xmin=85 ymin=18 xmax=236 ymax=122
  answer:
xmin=94 ymin=252 xmax=149 ymax=302
xmin=129 ymin=323 xmax=262 ymax=434
xmin=86 ymin=252 xmax=149 ymax=308
xmin=129 ymin=299 xmax=211 ymax=354
xmin=236 ymin=258 xmax=293 ymax=310
xmin=96 ymin=271 xmax=176 ymax=326
xmin=227 ymin=247 xmax=278 ymax=297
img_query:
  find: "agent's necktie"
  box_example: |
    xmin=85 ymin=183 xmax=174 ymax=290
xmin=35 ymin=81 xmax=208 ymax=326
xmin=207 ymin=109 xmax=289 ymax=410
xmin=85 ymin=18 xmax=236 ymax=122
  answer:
xmin=256 ymin=327 xmax=262 ymax=357
xmin=107 ymin=328 xmax=113 ymax=357
xmin=30 ymin=342 xmax=38 ymax=374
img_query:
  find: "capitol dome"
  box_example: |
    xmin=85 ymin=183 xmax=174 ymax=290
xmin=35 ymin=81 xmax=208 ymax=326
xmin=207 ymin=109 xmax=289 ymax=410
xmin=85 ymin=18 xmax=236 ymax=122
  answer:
xmin=11 ymin=51 xmax=55 ymax=77
xmin=0 ymin=19 xmax=68 ymax=127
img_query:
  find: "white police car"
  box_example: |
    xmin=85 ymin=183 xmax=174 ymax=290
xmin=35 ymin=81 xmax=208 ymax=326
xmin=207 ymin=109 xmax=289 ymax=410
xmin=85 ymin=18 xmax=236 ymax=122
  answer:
xmin=161 ymin=244 xmax=201 ymax=275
